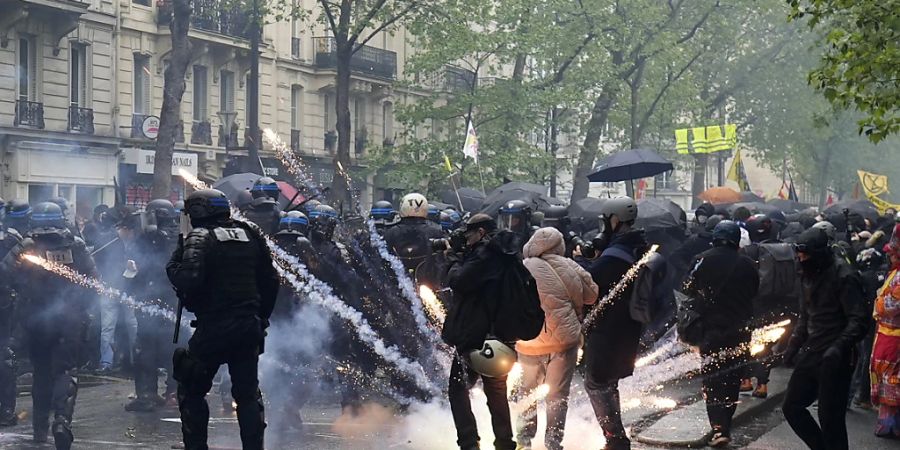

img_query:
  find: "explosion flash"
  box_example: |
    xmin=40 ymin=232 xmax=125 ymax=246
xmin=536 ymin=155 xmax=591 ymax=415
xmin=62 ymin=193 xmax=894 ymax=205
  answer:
xmin=749 ymin=319 xmax=790 ymax=356
xmin=507 ymin=362 xmax=524 ymax=396
xmin=21 ymin=255 xmax=178 ymax=322
xmin=417 ymin=285 xmax=446 ymax=326
xmin=582 ymin=244 xmax=659 ymax=332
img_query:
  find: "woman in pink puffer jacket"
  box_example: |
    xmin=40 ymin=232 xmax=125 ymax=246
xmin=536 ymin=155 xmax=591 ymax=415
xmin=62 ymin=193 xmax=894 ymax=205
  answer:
xmin=515 ymin=227 xmax=598 ymax=450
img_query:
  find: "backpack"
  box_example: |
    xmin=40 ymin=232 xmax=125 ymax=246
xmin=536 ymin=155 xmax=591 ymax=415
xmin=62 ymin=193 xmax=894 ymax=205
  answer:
xmin=748 ymin=242 xmax=800 ymax=308
xmin=490 ymin=253 xmax=545 ymax=342
xmin=601 ymin=244 xmax=666 ymax=324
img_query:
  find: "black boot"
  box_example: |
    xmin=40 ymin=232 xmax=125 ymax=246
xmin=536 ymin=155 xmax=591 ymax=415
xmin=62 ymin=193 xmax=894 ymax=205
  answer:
xmin=52 ymin=416 xmax=73 ymax=450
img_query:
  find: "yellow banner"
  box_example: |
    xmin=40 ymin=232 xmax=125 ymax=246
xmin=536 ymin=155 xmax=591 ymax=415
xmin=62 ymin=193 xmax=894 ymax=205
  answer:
xmin=675 ymin=129 xmax=689 ymax=154
xmin=675 ymin=124 xmax=737 ymax=154
xmin=858 ymin=170 xmax=890 ymax=196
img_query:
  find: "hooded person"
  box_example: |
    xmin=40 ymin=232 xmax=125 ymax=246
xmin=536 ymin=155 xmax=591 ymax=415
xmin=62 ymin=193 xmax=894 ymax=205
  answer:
xmin=693 ymin=203 xmax=717 ymax=233
xmin=781 ymin=227 xmax=867 ymax=450
xmin=671 ymin=214 xmax=723 ymax=284
xmin=514 ymin=227 xmax=598 ymax=450
xmin=870 ymin=224 xmax=900 ymax=438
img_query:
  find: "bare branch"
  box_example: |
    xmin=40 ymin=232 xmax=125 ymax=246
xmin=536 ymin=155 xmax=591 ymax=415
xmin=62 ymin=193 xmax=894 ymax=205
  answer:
xmin=319 ymin=0 xmax=339 ymax=35
xmin=354 ymin=1 xmax=419 ymax=51
xmin=348 ymin=0 xmax=389 ymax=42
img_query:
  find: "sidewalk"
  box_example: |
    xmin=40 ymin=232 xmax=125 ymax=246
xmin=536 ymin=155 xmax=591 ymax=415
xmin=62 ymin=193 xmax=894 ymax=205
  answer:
xmin=745 ymin=405 xmax=900 ymax=450
xmin=633 ymin=367 xmax=791 ymax=447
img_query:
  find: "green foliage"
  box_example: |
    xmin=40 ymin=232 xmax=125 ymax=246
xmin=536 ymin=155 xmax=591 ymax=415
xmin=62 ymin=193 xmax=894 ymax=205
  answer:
xmin=788 ymin=0 xmax=900 ymax=142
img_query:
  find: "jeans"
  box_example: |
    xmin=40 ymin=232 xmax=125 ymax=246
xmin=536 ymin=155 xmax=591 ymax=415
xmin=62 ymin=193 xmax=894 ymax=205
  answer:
xmin=585 ymin=375 xmax=630 ymax=450
xmin=515 ymin=347 xmax=578 ymax=450
xmin=99 ymin=299 xmax=137 ymax=368
xmin=701 ymin=350 xmax=745 ymax=434
xmin=783 ymin=349 xmax=854 ymax=450
xmin=448 ymin=353 xmax=516 ymax=450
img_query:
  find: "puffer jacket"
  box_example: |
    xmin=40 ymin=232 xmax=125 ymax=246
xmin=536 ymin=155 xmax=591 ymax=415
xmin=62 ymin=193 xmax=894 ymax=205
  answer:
xmin=516 ymin=228 xmax=598 ymax=356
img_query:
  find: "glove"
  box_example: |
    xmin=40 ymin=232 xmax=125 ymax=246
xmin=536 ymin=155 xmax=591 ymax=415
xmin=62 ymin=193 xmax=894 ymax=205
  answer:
xmin=822 ymin=345 xmax=844 ymax=365
xmin=780 ymin=346 xmax=799 ymax=368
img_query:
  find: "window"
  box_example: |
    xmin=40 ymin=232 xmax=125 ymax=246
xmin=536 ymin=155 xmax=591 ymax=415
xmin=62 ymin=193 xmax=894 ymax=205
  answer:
xmin=353 ymin=97 xmax=367 ymax=132
xmin=133 ymin=0 xmax=151 ymax=5
xmin=290 ymin=2 xmax=301 ymax=58
xmin=133 ymin=55 xmax=151 ymax=115
xmin=324 ymin=94 xmax=335 ymax=131
xmin=18 ymin=36 xmax=37 ymax=101
xmin=76 ymin=186 xmax=103 ymax=222
xmin=28 ymin=184 xmax=54 ymax=205
xmin=219 ymin=70 xmax=234 ymax=113
xmin=290 ymin=85 xmax=302 ymax=130
xmin=655 ymin=171 xmax=675 ymax=190
xmin=382 ymin=102 xmax=393 ymax=141
xmin=70 ymin=45 xmax=87 ymax=107
xmin=193 ymin=66 xmax=208 ymax=122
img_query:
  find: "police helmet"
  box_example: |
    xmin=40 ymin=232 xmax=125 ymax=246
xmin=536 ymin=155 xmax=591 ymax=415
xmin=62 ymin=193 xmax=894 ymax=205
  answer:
xmin=466 ymin=340 xmax=517 ymax=378
xmin=146 ymin=199 xmax=177 ymax=221
xmin=440 ymin=209 xmax=463 ymax=232
xmin=599 ymin=196 xmax=638 ymax=224
xmin=278 ymin=210 xmax=309 ymax=236
xmin=427 ymin=204 xmax=441 ymax=224
xmin=250 ymin=176 xmax=280 ymax=201
xmin=236 ymin=190 xmax=254 ymax=210
xmin=811 ymin=220 xmax=836 ymax=242
xmin=370 ymin=200 xmax=396 ymax=222
xmin=309 ymin=204 xmax=339 ymax=238
xmin=184 ymin=189 xmax=231 ymax=221
xmin=399 ymin=193 xmax=429 ymax=218
xmin=498 ymin=200 xmax=532 ymax=234
xmin=31 ymin=202 xmax=67 ymax=233
xmin=49 ymin=196 xmax=69 ymax=213
xmin=303 ymin=199 xmax=321 ymax=214
xmin=712 ymin=220 xmax=742 ymax=247
xmin=5 ymin=199 xmax=33 ymax=232
xmin=174 ymin=200 xmax=185 ymax=213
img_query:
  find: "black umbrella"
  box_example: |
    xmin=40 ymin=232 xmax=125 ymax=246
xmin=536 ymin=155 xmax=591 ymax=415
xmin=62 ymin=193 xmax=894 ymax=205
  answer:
xmin=727 ymin=201 xmax=778 ymax=215
xmin=740 ymin=191 xmax=765 ymax=203
xmin=635 ymin=198 xmax=683 ymax=231
xmin=824 ymin=199 xmax=880 ymax=223
xmin=568 ymin=198 xmax=606 ymax=233
xmin=488 ymin=181 xmax=547 ymax=196
xmin=441 ymin=187 xmax=485 ymax=213
xmin=766 ymin=198 xmax=805 ymax=212
xmin=479 ymin=182 xmax=562 ymax=217
xmin=587 ymin=149 xmax=674 ymax=182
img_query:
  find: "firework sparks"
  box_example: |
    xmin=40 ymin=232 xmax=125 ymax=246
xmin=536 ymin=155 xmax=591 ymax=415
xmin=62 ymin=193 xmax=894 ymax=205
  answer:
xmin=512 ymin=383 xmax=551 ymax=412
xmin=749 ymin=319 xmax=790 ymax=356
xmin=582 ymin=244 xmax=659 ymax=332
xmin=263 ymin=128 xmax=317 ymax=190
xmin=417 ymin=285 xmax=446 ymax=326
xmin=507 ymin=362 xmax=524 ymax=396
xmin=21 ymin=255 xmax=178 ymax=322
xmin=179 ymin=168 xmax=209 ymax=190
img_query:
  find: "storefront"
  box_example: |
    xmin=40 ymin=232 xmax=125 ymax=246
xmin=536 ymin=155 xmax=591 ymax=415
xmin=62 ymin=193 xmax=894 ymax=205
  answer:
xmin=119 ymin=147 xmax=199 ymax=209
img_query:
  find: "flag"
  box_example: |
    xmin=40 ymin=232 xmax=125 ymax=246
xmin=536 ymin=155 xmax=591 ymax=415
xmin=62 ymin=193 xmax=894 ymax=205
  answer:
xmin=443 ymin=155 xmax=453 ymax=173
xmin=462 ymin=120 xmax=479 ymax=163
xmin=857 ymin=170 xmax=890 ymax=197
xmin=787 ymin=171 xmax=799 ymax=201
xmin=727 ymin=148 xmax=751 ymax=192
xmin=675 ymin=129 xmax=689 ymax=154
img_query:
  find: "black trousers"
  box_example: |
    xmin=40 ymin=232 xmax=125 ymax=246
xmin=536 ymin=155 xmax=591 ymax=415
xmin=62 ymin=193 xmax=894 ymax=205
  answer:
xmin=448 ymin=353 xmax=515 ymax=450
xmin=134 ymin=312 xmax=176 ymax=399
xmin=27 ymin=324 xmax=80 ymax=436
xmin=175 ymin=317 xmax=265 ymax=450
xmin=783 ymin=349 xmax=854 ymax=450
xmin=701 ymin=350 xmax=746 ymax=434
xmin=585 ymin=375 xmax=630 ymax=450
xmin=0 ymin=305 xmax=15 ymax=414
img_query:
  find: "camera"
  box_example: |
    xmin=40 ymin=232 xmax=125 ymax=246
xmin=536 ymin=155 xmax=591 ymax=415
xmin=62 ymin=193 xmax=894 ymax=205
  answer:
xmin=431 ymin=228 xmax=467 ymax=253
xmin=567 ymin=231 xmax=598 ymax=259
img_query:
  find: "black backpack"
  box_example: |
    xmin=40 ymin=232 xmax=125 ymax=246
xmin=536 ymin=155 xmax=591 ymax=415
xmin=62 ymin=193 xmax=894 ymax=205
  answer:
xmin=601 ymin=244 xmax=666 ymax=324
xmin=490 ymin=252 xmax=544 ymax=342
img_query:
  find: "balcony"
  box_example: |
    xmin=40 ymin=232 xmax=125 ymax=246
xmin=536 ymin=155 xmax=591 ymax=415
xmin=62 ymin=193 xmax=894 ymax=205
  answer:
xmin=157 ymin=0 xmax=252 ymax=40
xmin=291 ymin=37 xmax=301 ymax=59
xmin=191 ymin=120 xmax=212 ymax=145
xmin=15 ymin=100 xmax=44 ymax=129
xmin=314 ymin=37 xmax=396 ymax=80
xmin=291 ymin=129 xmax=300 ymax=151
xmin=218 ymin=122 xmax=239 ymax=148
xmin=67 ymin=106 xmax=94 ymax=134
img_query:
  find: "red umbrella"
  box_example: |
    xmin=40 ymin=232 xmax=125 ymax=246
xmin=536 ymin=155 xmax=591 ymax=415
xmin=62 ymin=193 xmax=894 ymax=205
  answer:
xmin=277 ymin=181 xmax=306 ymax=208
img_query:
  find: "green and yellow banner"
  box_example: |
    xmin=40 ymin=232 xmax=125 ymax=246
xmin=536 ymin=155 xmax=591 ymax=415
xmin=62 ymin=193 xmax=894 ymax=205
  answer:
xmin=857 ymin=170 xmax=900 ymax=214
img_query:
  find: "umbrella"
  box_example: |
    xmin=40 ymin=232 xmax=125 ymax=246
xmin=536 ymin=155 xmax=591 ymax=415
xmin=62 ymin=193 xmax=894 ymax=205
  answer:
xmin=824 ymin=199 xmax=879 ymax=223
xmin=635 ymin=198 xmax=683 ymax=231
xmin=568 ymin=197 xmax=606 ymax=233
xmin=587 ymin=149 xmax=674 ymax=182
xmin=740 ymin=191 xmax=765 ymax=203
xmin=727 ymin=202 xmax=778 ymax=215
xmin=211 ymin=173 xmax=305 ymax=211
xmin=698 ymin=186 xmax=742 ymax=205
xmin=766 ymin=198 xmax=805 ymax=212
xmin=440 ymin=187 xmax=484 ymax=213
xmin=479 ymin=182 xmax=562 ymax=217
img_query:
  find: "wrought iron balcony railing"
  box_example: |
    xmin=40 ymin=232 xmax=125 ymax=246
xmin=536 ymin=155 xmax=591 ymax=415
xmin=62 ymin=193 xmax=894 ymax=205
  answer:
xmin=291 ymin=129 xmax=300 ymax=151
xmin=15 ymin=100 xmax=44 ymax=129
xmin=158 ymin=0 xmax=252 ymax=40
xmin=191 ymin=120 xmax=212 ymax=145
xmin=314 ymin=37 xmax=397 ymax=79
xmin=67 ymin=106 xmax=94 ymax=134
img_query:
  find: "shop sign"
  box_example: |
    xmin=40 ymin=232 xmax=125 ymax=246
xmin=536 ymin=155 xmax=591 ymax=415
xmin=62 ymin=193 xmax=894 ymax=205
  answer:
xmin=136 ymin=150 xmax=198 ymax=177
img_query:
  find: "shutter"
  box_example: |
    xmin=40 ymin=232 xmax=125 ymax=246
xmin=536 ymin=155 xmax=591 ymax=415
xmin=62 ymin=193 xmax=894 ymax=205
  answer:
xmin=81 ymin=47 xmax=88 ymax=107
xmin=291 ymin=86 xmax=300 ymax=129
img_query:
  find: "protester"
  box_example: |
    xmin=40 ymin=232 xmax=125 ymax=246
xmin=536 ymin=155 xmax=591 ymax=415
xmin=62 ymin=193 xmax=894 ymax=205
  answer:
xmin=782 ymin=227 xmax=867 ymax=450
xmin=515 ymin=227 xmax=598 ymax=450
xmin=871 ymin=225 xmax=900 ymax=437
xmin=671 ymin=213 xmax=722 ymax=283
xmin=0 ymin=200 xmax=23 ymax=427
xmin=442 ymin=213 xmax=517 ymax=450
xmin=167 ymin=189 xmax=279 ymax=450
xmin=851 ymin=247 xmax=885 ymax=409
xmin=580 ymin=196 xmax=646 ymax=450
xmin=682 ymin=220 xmax=759 ymax=447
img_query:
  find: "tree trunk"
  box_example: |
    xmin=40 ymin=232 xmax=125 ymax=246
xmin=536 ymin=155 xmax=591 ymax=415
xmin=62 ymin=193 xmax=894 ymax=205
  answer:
xmin=152 ymin=0 xmax=191 ymax=200
xmin=691 ymin=154 xmax=708 ymax=209
xmin=817 ymin=145 xmax=833 ymax=208
xmin=549 ymin=107 xmax=559 ymax=198
xmin=330 ymin=44 xmax=353 ymax=214
xmin=570 ymin=87 xmax=616 ymax=201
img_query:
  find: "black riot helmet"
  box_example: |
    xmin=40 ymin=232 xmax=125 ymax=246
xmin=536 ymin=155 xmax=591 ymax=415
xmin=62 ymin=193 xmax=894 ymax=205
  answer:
xmin=540 ymin=205 xmax=570 ymax=231
xmin=235 ymin=190 xmax=254 ymax=211
xmin=498 ymin=200 xmax=532 ymax=234
xmin=30 ymin=201 xmax=67 ymax=234
xmin=250 ymin=176 xmax=280 ymax=201
xmin=712 ymin=220 xmax=742 ymax=248
xmin=5 ymin=199 xmax=32 ymax=233
xmin=309 ymin=204 xmax=338 ymax=239
xmin=440 ymin=209 xmax=463 ymax=232
xmin=184 ymin=189 xmax=231 ymax=224
xmin=370 ymin=200 xmax=396 ymax=227
xmin=278 ymin=210 xmax=309 ymax=236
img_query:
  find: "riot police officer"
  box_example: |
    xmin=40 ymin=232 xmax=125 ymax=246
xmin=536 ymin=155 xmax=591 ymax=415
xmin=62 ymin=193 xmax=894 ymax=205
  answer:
xmin=1 ymin=202 xmax=97 ymax=449
xmin=498 ymin=199 xmax=534 ymax=251
xmin=382 ymin=193 xmax=445 ymax=284
xmin=440 ymin=208 xmax=464 ymax=233
xmin=243 ymin=176 xmax=282 ymax=234
xmin=274 ymin=211 xmax=313 ymax=258
xmin=4 ymin=199 xmax=32 ymax=236
xmin=0 ymin=199 xmax=23 ymax=427
xmin=370 ymin=200 xmax=397 ymax=233
xmin=166 ymin=189 xmax=279 ymax=450
xmin=121 ymin=199 xmax=181 ymax=412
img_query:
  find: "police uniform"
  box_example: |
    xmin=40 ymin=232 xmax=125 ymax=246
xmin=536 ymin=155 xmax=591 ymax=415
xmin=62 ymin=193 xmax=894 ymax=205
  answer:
xmin=0 ymin=226 xmax=22 ymax=426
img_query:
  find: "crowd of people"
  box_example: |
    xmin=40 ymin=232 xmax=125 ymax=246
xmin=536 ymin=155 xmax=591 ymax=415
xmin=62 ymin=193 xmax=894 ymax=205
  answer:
xmin=0 ymin=182 xmax=898 ymax=450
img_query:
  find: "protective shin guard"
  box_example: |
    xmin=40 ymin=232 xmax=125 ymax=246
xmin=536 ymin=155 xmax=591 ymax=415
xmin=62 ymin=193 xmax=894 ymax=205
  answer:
xmin=234 ymin=388 xmax=266 ymax=450
xmin=52 ymin=416 xmax=73 ymax=450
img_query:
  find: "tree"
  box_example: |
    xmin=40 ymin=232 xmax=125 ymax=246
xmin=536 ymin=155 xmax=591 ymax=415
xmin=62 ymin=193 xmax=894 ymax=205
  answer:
xmin=151 ymin=0 xmax=192 ymax=200
xmin=788 ymin=0 xmax=900 ymax=142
